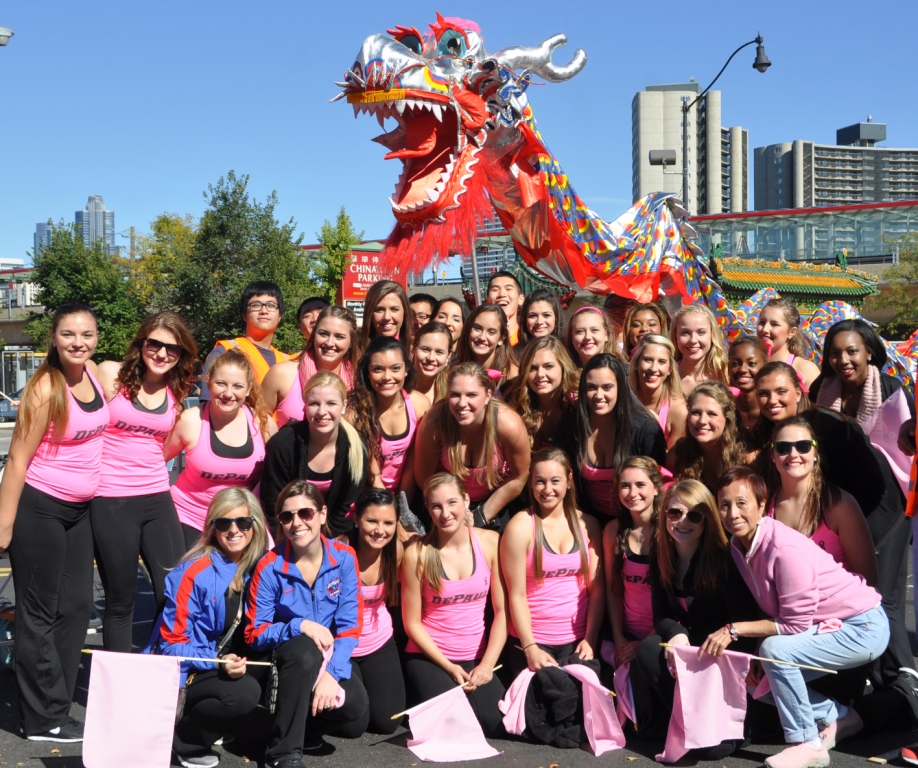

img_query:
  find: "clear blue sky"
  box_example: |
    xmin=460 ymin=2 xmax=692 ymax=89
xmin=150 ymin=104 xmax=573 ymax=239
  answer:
xmin=1 ymin=0 xmax=916 ymax=270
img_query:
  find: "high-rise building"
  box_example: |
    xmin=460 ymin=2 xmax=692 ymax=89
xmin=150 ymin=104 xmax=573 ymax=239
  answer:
xmin=34 ymin=222 xmax=54 ymax=255
xmin=75 ymin=195 xmax=119 ymax=255
xmin=632 ymin=83 xmax=748 ymax=215
xmin=754 ymin=119 xmax=918 ymax=210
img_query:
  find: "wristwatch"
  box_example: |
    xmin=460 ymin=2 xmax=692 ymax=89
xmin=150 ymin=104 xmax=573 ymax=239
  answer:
xmin=726 ymin=623 xmax=738 ymax=642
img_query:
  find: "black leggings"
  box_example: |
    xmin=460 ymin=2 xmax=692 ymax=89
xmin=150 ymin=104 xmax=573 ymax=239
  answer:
xmin=174 ymin=669 xmax=262 ymax=756
xmin=91 ymin=492 xmax=185 ymax=652
xmin=267 ymin=635 xmax=369 ymax=764
xmin=405 ymin=654 xmax=506 ymax=737
xmin=629 ymin=634 xmax=676 ymax=739
xmin=347 ymin=637 xmax=406 ymax=735
xmin=508 ymin=640 xmax=579 ymax=676
xmin=181 ymin=523 xmax=203 ymax=552
xmin=9 ymin=483 xmax=95 ymax=735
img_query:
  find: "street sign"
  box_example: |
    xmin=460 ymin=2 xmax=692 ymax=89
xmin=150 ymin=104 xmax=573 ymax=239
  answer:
xmin=337 ymin=251 xmax=406 ymax=321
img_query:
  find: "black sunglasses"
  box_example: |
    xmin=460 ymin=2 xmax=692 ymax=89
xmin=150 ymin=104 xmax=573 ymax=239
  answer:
xmin=143 ymin=337 xmax=184 ymax=359
xmin=773 ymin=439 xmax=816 ymax=456
xmin=278 ymin=507 xmax=320 ymax=525
xmin=666 ymin=507 xmax=705 ymax=525
xmin=213 ymin=516 xmax=255 ymax=532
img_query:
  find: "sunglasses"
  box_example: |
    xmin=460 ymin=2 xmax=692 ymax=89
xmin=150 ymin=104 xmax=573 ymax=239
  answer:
xmin=773 ymin=439 xmax=817 ymax=456
xmin=213 ymin=516 xmax=255 ymax=532
xmin=278 ymin=507 xmax=320 ymax=525
xmin=666 ymin=507 xmax=705 ymax=525
xmin=144 ymin=337 xmax=183 ymax=359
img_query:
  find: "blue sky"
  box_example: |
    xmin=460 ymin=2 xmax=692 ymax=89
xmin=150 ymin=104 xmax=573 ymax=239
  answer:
xmin=2 ymin=0 xmax=917 ymax=275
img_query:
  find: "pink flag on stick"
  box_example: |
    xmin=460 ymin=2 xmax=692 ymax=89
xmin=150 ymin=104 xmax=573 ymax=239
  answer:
xmin=656 ymin=646 xmax=750 ymax=764
xmin=84 ymin=651 xmax=180 ymax=768
xmin=406 ymin=684 xmax=501 ymax=762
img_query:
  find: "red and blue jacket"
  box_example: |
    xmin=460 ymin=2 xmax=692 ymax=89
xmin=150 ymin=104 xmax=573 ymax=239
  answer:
xmin=245 ymin=536 xmax=363 ymax=681
xmin=147 ymin=550 xmax=244 ymax=685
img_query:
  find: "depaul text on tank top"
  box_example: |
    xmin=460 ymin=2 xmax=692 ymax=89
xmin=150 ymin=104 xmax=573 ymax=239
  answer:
xmin=113 ymin=420 xmax=171 ymax=439
xmin=73 ymin=424 xmax=108 ymax=441
xmin=430 ymin=588 xmax=489 ymax=605
xmin=623 ymin=571 xmax=650 ymax=585
xmin=198 ymin=469 xmax=258 ymax=481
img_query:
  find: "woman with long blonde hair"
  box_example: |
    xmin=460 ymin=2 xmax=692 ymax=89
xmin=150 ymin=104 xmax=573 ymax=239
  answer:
xmin=150 ymin=487 xmax=269 ymax=767
xmin=565 ymin=306 xmax=620 ymax=368
xmin=508 ymin=336 xmax=579 ymax=448
xmin=414 ymin=363 xmax=530 ymax=532
xmin=260 ymin=370 xmax=368 ymax=534
xmin=401 ymin=473 xmax=508 ymax=736
xmin=165 ymin=350 xmax=277 ymax=549
xmin=629 ymin=334 xmax=688 ymax=450
xmin=670 ymin=303 xmax=728 ymax=395
xmin=501 ymin=448 xmax=604 ymax=674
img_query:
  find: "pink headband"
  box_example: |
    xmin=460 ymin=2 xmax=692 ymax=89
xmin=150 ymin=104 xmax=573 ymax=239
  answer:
xmin=572 ymin=305 xmax=603 ymax=317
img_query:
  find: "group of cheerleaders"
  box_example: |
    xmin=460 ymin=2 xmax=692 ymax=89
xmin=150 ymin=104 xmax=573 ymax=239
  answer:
xmin=0 ymin=273 xmax=915 ymax=768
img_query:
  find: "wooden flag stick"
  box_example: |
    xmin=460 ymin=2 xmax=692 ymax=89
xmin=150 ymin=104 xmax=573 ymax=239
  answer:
xmin=81 ymin=649 xmax=272 ymax=666
xmin=659 ymin=643 xmax=837 ymax=674
xmin=390 ymin=665 xmax=504 ymax=720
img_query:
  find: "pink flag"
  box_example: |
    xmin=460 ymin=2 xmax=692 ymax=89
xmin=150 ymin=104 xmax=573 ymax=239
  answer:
xmin=600 ymin=640 xmax=636 ymax=727
xmin=406 ymin=684 xmax=501 ymax=762
xmin=84 ymin=651 xmax=180 ymax=768
xmin=498 ymin=661 xmax=626 ymax=756
xmin=315 ymin=645 xmax=346 ymax=708
xmin=863 ymin=387 xmax=912 ymax=497
xmin=656 ymin=646 xmax=750 ymax=764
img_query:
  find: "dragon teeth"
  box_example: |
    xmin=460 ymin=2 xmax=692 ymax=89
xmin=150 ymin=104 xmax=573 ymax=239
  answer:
xmin=376 ymin=111 xmax=386 ymax=128
xmin=431 ymin=104 xmax=442 ymax=121
xmin=395 ymin=101 xmax=406 ymax=115
xmin=352 ymin=104 xmax=360 ymax=118
xmin=427 ymin=189 xmax=440 ymax=202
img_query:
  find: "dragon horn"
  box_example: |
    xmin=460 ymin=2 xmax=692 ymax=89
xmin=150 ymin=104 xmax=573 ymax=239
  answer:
xmin=494 ymin=34 xmax=587 ymax=82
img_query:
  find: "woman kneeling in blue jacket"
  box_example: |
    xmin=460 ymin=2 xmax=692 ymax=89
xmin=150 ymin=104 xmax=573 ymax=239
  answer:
xmin=150 ymin=487 xmax=269 ymax=768
xmin=245 ymin=479 xmax=369 ymax=768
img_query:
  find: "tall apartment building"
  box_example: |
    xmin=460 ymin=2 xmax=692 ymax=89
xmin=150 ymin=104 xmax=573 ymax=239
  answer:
xmin=34 ymin=222 xmax=54 ymax=255
xmin=75 ymin=195 xmax=119 ymax=255
xmin=632 ymin=83 xmax=749 ymax=215
xmin=754 ymin=120 xmax=918 ymax=210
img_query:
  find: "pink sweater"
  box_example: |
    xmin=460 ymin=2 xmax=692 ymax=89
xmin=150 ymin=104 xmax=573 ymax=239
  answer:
xmin=730 ymin=517 xmax=880 ymax=635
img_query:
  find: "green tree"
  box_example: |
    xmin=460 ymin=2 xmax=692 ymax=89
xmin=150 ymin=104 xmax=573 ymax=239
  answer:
xmin=26 ymin=222 xmax=144 ymax=359
xmin=309 ymin=207 xmax=363 ymax=302
xmin=165 ymin=171 xmax=320 ymax=355
xmin=876 ymin=234 xmax=918 ymax=337
xmin=129 ymin=213 xmax=197 ymax=310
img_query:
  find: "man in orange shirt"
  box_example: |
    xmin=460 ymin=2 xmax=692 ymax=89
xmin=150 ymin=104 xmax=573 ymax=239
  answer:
xmin=199 ymin=281 xmax=291 ymax=401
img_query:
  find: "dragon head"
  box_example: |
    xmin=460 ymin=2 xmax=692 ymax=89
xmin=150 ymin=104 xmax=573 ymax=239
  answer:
xmin=334 ymin=14 xmax=587 ymax=269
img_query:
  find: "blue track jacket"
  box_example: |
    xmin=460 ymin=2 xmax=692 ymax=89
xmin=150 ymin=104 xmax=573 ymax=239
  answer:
xmin=245 ymin=536 xmax=363 ymax=681
xmin=148 ymin=550 xmax=245 ymax=685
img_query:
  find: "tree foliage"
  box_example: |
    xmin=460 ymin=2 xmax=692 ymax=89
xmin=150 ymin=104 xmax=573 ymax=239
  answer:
xmin=164 ymin=171 xmax=320 ymax=355
xmin=27 ymin=222 xmax=144 ymax=359
xmin=129 ymin=213 xmax=197 ymax=309
xmin=310 ymin=207 xmax=363 ymax=302
xmin=876 ymin=234 xmax=918 ymax=337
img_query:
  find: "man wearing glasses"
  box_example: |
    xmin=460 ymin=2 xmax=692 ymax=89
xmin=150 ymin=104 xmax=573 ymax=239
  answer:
xmin=200 ymin=281 xmax=291 ymax=401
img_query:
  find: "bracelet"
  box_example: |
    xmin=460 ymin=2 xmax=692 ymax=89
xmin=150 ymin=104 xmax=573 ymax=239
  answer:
xmin=726 ymin=623 xmax=738 ymax=642
xmin=522 ymin=642 xmax=538 ymax=652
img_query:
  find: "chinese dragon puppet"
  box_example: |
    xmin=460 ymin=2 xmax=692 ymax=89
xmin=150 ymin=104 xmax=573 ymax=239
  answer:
xmin=334 ymin=14 xmax=915 ymax=385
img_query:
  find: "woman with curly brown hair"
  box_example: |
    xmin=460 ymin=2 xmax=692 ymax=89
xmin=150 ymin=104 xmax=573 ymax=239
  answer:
xmin=507 ymin=336 xmax=578 ymax=449
xmin=347 ymin=336 xmax=430 ymax=496
xmin=165 ymin=350 xmax=277 ymax=549
xmin=93 ymin=311 xmax=198 ymax=652
xmin=667 ymin=381 xmax=750 ymax=492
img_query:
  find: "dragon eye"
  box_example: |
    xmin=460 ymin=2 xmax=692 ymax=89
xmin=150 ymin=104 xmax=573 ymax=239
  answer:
xmin=437 ymin=29 xmax=467 ymax=58
xmin=387 ymin=25 xmax=424 ymax=56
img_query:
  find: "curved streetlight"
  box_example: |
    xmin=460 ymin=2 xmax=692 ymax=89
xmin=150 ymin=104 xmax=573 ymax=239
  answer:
xmin=682 ymin=33 xmax=771 ymax=206
xmin=0 ymin=26 xmax=14 ymax=46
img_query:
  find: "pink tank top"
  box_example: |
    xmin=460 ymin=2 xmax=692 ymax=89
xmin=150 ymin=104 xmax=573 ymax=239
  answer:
xmin=406 ymin=528 xmax=491 ymax=661
xmin=277 ymin=353 xmax=355 ymax=427
xmin=438 ymin=445 xmax=508 ymax=503
xmin=510 ymin=514 xmax=590 ymax=645
xmin=622 ymin=551 xmax=654 ymax=640
xmin=171 ymin=404 xmax=265 ymax=531
xmin=378 ymin=390 xmax=417 ymax=492
xmin=26 ymin=367 xmax=110 ymax=502
xmin=656 ymin=398 xmax=671 ymax=443
xmin=96 ymin=387 xmax=177 ymax=497
xmin=353 ymin=581 xmax=393 ymax=658
xmin=786 ymin=353 xmax=796 ymax=365
xmin=581 ymin=462 xmax=618 ymax=517
xmin=309 ymin=477 xmax=333 ymax=496
xmin=766 ymin=496 xmax=848 ymax=569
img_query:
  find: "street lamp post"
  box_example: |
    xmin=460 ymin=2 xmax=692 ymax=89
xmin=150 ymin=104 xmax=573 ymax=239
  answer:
xmin=681 ymin=34 xmax=771 ymax=208
xmin=0 ymin=26 xmax=14 ymax=46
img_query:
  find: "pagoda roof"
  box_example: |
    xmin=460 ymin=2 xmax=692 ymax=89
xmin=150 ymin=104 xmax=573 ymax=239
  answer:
xmin=712 ymin=257 xmax=878 ymax=297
